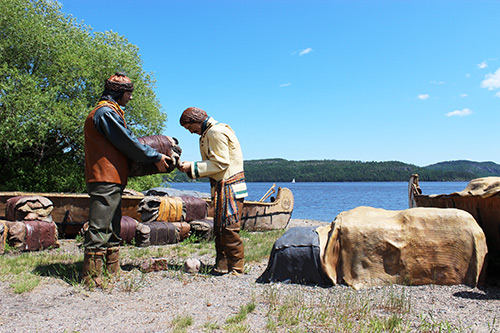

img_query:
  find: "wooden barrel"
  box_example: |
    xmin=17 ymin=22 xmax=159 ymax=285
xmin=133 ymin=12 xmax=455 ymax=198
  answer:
xmin=24 ymin=220 xmax=59 ymax=251
xmin=158 ymin=197 xmax=183 ymax=222
xmin=180 ymin=196 xmax=207 ymax=222
xmin=120 ymin=216 xmax=138 ymax=244
xmin=142 ymin=221 xmax=178 ymax=245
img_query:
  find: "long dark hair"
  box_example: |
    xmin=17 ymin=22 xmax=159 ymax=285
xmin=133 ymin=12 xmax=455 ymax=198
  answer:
xmin=100 ymin=89 xmax=124 ymax=103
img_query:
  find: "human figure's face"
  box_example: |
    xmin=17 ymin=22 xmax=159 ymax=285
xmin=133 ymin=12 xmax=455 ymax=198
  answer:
xmin=117 ymin=91 xmax=133 ymax=106
xmin=183 ymin=122 xmax=202 ymax=135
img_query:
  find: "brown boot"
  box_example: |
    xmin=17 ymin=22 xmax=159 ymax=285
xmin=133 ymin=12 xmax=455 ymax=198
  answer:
xmin=213 ymin=255 xmax=229 ymax=275
xmin=228 ymin=251 xmax=245 ymax=274
xmin=229 ymin=200 xmax=245 ymax=274
xmin=224 ymin=222 xmax=245 ymax=275
xmin=212 ymin=235 xmax=228 ymax=275
xmin=106 ymin=247 xmax=121 ymax=281
xmin=229 ymin=257 xmax=245 ymax=274
xmin=212 ymin=234 xmax=229 ymax=275
xmin=83 ymin=250 xmax=104 ymax=288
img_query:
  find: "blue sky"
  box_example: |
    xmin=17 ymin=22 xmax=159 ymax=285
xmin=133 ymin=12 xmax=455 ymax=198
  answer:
xmin=59 ymin=0 xmax=500 ymax=166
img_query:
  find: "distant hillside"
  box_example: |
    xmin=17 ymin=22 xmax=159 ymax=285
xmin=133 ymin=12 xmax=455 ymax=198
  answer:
xmin=424 ymin=160 xmax=500 ymax=177
xmin=169 ymin=159 xmax=500 ymax=182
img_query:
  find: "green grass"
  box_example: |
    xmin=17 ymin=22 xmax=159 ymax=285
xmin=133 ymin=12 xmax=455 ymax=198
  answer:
xmin=0 ymin=247 xmax=82 ymax=293
xmin=202 ymin=321 xmax=221 ymax=331
xmin=257 ymin=284 xmax=482 ymax=332
xmin=119 ymin=271 xmax=147 ymax=292
xmin=1 ymin=229 xmax=496 ymax=332
xmin=226 ymin=301 xmax=257 ymax=324
xmin=10 ymin=273 xmax=41 ymax=293
xmin=224 ymin=323 xmax=251 ymax=332
xmin=261 ymin=286 xmax=410 ymax=332
xmin=240 ymin=229 xmax=285 ymax=263
xmin=0 ymin=227 xmax=284 ymax=294
xmin=172 ymin=314 xmax=193 ymax=332
xmin=416 ymin=313 xmax=463 ymax=332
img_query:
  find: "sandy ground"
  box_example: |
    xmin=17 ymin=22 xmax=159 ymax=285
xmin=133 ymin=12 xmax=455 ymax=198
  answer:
xmin=1 ymin=219 xmax=499 ymax=332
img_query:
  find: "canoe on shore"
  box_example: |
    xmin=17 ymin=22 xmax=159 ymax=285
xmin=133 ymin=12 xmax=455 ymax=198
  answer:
xmin=408 ymin=174 xmax=500 ymax=256
xmin=0 ymin=186 xmax=294 ymax=236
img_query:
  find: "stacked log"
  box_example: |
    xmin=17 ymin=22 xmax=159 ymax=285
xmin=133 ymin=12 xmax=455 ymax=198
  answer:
xmin=3 ymin=195 xmax=59 ymax=251
xmin=119 ymin=216 xmax=138 ymax=244
xmin=0 ymin=192 xmax=212 ymax=252
xmin=135 ymin=195 xmax=209 ymax=246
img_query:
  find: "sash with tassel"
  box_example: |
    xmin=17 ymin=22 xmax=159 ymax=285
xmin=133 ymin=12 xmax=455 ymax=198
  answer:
xmin=213 ymin=171 xmax=245 ymax=233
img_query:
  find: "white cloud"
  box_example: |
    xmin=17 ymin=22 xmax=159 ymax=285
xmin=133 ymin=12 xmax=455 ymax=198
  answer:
xmin=460 ymin=93 xmax=468 ymax=98
xmin=299 ymin=47 xmax=313 ymax=56
xmin=481 ymin=67 xmax=500 ymax=90
xmin=417 ymin=94 xmax=430 ymax=100
xmin=496 ymin=91 xmax=500 ymax=98
xmin=445 ymin=108 xmax=473 ymax=117
xmin=430 ymin=80 xmax=445 ymax=85
xmin=477 ymin=61 xmax=488 ymax=69
xmin=279 ymin=83 xmax=291 ymax=87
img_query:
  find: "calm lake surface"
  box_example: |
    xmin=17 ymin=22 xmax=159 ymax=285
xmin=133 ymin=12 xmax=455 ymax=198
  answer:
xmin=167 ymin=181 xmax=469 ymax=222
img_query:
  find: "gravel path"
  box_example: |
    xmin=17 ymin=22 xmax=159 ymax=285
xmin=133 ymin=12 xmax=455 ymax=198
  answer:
xmin=1 ymin=219 xmax=499 ymax=332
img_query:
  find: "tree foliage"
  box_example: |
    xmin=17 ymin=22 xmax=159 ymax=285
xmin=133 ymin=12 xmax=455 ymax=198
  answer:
xmin=127 ymin=171 xmax=179 ymax=193
xmin=0 ymin=0 xmax=166 ymax=192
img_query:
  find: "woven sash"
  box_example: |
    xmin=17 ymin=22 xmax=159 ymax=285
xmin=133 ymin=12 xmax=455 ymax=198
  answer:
xmin=213 ymin=171 xmax=245 ymax=232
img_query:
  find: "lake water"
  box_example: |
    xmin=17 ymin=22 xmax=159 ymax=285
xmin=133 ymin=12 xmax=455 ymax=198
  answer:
xmin=166 ymin=181 xmax=469 ymax=222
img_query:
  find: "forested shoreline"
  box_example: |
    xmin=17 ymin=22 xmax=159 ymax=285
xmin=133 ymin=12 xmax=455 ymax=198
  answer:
xmin=170 ymin=159 xmax=500 ymax=183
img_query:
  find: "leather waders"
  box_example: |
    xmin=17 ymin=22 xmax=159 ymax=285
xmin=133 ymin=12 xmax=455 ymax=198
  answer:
xmin=83 ymin=182 xmax=124 ymax=250
xmin=83 ymin=250 xmax=104 ymax=288
xmin=82 ymin=183 xmax=123 ymax=287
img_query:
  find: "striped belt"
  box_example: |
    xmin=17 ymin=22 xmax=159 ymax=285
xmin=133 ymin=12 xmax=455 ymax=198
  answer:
xmin=213 ymin=171 xmax=245 ymax=232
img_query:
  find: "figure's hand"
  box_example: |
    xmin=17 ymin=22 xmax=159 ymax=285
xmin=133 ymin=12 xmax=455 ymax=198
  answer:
xmin=155 ymin=154 xmax=171 ymax=172
xmin=177 ymin=161 xmax=192 ymax=173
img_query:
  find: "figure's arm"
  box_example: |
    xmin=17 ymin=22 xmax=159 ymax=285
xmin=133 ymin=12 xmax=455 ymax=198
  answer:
xmin=93 ymin=107 xmax=164 ymax=165
xmin=191 ymin=128 xmax=230 ymax=179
